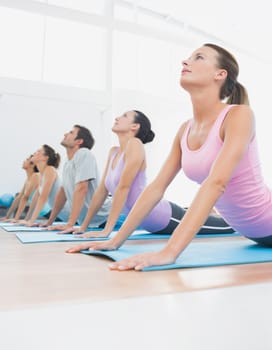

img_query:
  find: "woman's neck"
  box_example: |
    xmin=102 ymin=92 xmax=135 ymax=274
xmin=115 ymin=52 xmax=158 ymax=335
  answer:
xmin=117 ymin=133 xmax=134 ymax=151
xmin=191 ymin=94 xmax=225 ymax=123
xmin=36 ymin=161 xmax=47 ymax=174
xmin=26 ymin=168 xmax=35 ymax=179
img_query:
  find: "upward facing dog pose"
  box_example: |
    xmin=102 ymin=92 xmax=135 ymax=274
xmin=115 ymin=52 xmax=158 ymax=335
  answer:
xmin=0 ymin=155 xmax=39 ymax=222
xmin=44 ymin=124 xmax=111 ymax=232
xmin=21 ymin=145 xmax=70 ymax=226
xmin=70 ymin=43 xmax=272 ymax=270
xmin=67 ymin=109 xmax=233 ymax=253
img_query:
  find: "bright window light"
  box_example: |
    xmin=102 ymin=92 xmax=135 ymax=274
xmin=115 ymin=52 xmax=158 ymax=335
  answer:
xmin=44 ymin=17 xmax=107 ymax=90
xmin=137 ymin=37 xmax=172 ymax=97
xmin=113 ymin=31 xmax=187 ymax=99
xmin=114 ymin=4 xmax=135 ymax=22
xmin=113 ymin=31 xmax=139 ymax=90
xmin=0 ymin=8 xmax=44 ymax=80
xmin=48 ymin=0 xmax=106 ymax=15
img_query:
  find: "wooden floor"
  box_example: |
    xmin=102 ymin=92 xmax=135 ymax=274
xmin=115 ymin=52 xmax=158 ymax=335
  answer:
xmin=1 ymin=227 xmax=272 ymax=349
xmin=1 ymin=227 xmax=272 ymax=310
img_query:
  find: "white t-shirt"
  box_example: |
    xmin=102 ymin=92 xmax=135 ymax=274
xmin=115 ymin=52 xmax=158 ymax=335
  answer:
xmin=62 ymin=148 xmax=111 ymax=226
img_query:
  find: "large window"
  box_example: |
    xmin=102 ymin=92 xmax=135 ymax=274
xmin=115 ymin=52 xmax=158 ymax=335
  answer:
xmin=113 ymin=31 xmax=190 ymax=99
xmin=0 ymin=7 xmax=44 ymax=80
xmin=48 ymin=0 xmax=106 ymax=15
xmin=0 ymin=1 xmax=200 ymax=96
xmin=44 ymin=17 xmax=107 ymax=89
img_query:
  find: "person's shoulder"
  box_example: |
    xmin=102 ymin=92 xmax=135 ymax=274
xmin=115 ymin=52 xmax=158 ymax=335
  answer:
xmin=71 ymin=148 xmax=95 ymax=167
xmin=230 ymin=104 xmax=252 ymax=113
xmin=176 ymin=119 xmax=191 ymax=139
xmin=76 ymin=147 xmax=91 ymax=155
xmin=125 ymin=137 xmax=145 ymax=153
xmin=44 ymin=165 xmax=57 ymax=174
xmin=107 ymin=146 xmax=118 ymax=158
xmin=42 ymin=166 xmax=57 ymax=181
xmin=74 ymin=147 xmax=93 ymax=159
xmin=109 ymin=145 xmax=118 ymax=153
xmin=223 ymin=105 xmax=255 ymax=137
xmin=128 ymin=137 xmax=143 ymax=147
xmin=227 ymin=104 xmax=254 ymax=123
xmin=30 ymin=172 xmax=40 ymax=181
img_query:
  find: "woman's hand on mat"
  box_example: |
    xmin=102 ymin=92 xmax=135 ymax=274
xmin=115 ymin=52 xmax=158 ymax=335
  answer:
xmin=17 ymin=219 xmax=28 ymax=225
xmin=38 ymin=220 xmax=51 ymax=227
xmin=108 ymin=250 xmax=175 ymax=271
xmin=58 ymin=225 xmax=76 ymax=234
xmin=72 ymin=226 xmax=86 ymax=235
xmin=3 ymin=218 xmax=14 ymax=223
xmin=17 ymin=219 xmax=34 ymax=226
xmin=25 ymin=221 xmax=40 ymax=227
xmin=9 ymin=218 xmax=20 ymax=223
xmin=47 ymin=223 xmax=65 ymax=230
xmin=66 ymin=240 xmax=118 ymax=253
xmin=46 ymin=223 xmax=74 ymax=233
xmin=79 ymin=229 xmax=111 ymax=238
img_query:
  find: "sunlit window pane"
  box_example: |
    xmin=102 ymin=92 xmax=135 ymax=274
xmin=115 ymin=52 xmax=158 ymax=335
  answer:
xmin=137 ymin=37 xmax=172 ymax=97
xmin=113 ymin=31 xmax=185 ymax=98
xmin=0 ymin=8 xmax=44 ymax=80
xmin=44 ymin=17 xmax=107 ymax=89
xmin=139 ymin=12 xmax=188 ymax=37
xmin=114 ymin=4 xmax=135 ymax=22
xmin=49 ymin=0 xmax=106 ymax=15
xmin=113 ymin=31 xmax=139 ymax=90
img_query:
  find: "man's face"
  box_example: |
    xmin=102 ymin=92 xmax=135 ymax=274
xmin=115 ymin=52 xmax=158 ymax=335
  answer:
xmin=61 ymin=127 xmax=79 ymax=148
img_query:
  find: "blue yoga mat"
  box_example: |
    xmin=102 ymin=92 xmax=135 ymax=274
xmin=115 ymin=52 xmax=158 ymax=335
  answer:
xmin=15 ymin=230 xmax=239 ymax=244
xmin=80 ymin=239 xmax=272 ymax=271
xmin=15 ymin=230 xmax=171 ymax=243
xmin=0 ymin=222 xmax=17 ymax=227
xmin=3 ymin=226 xmax=58 ymax=232
xmin=16 ymin=232 xmax=104 ymax=243
xmin=2 ymin=222 xmax=81 ymax=232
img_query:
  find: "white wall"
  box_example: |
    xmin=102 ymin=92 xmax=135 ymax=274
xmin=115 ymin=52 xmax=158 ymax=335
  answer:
xmin=235 ymin=53 xmax=272 ymax=189
xmin=0 ymin=78 xmax=111 ymax=195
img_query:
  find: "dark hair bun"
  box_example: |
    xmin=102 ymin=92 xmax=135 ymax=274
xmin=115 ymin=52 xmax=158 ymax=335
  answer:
xmin=143 ymin=129 xmax=155 ymax=144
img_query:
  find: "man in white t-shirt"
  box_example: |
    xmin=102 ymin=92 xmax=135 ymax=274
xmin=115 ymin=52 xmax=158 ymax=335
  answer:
xmin=45 ymin=125 xmax=111 ymax=233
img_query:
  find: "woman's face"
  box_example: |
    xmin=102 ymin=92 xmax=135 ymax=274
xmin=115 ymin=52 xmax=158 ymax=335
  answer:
xmin=112 ymin=110 xmax=137 ymax=133
xmin=180 ymin=45 xmax=221 ymax=90
xmin=22 ymin=156 xmax=34 ymax=169
xmin=31 ymin=147 xmax=47 ymax=164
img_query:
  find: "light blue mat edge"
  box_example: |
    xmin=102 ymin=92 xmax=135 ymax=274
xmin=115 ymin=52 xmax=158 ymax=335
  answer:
xmin=15 ymin=231 xmax=240 ymax=243
xmin=80 ymin=239 xmax=272 ymax=271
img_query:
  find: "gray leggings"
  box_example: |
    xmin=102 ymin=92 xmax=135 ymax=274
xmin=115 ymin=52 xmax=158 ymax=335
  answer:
xmin=154 ymin=202 xmax=235 ymax=234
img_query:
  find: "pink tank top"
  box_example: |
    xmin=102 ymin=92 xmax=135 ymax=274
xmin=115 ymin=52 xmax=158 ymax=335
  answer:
xmin=181 ymin=104 xmax=272 ymax=238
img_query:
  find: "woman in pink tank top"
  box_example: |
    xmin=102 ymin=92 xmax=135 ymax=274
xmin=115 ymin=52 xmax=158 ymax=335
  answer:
xmin=103 ymin=43 xmax=272 ymax=271
xmin=67 ymin=108 xmax=232 ymax=253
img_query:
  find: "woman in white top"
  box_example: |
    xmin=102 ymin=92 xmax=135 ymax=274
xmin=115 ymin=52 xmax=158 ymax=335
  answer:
xmin=22 ymin=144 xmax=69 ymax=226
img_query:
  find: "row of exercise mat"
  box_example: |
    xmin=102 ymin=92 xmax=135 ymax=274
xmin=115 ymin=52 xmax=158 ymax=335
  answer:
xmin=1 ymin=221 xmax=272 ymax=271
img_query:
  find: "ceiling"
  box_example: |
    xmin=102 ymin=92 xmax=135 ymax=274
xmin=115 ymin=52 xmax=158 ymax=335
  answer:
xmin=125 ymin=0 xmax=271 ymax=63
